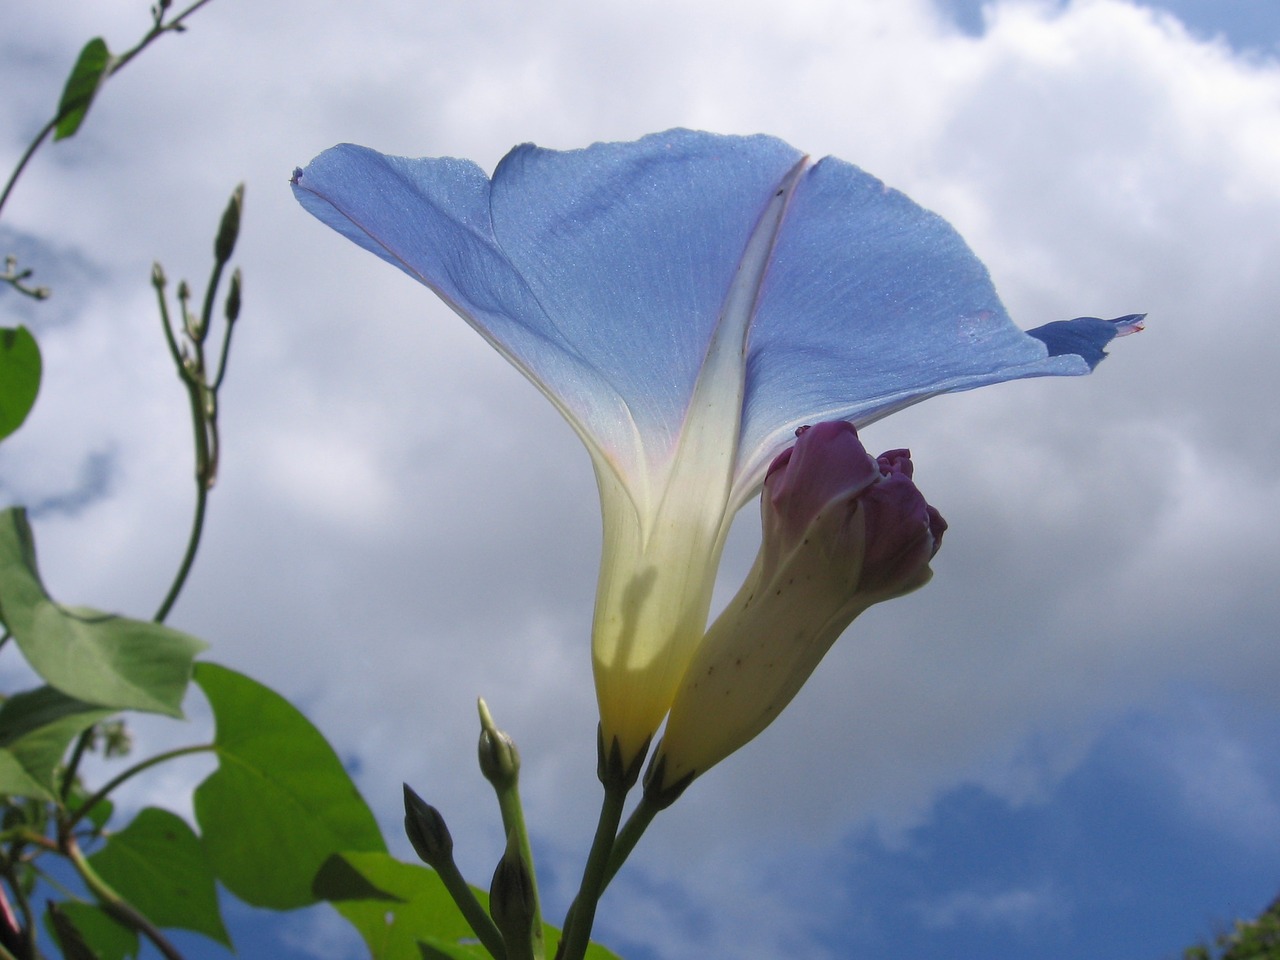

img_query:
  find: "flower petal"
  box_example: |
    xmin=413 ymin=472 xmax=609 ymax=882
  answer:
xmin=292 ymin=130 xmax=806 ymax=497
xmin=1027 ymin=313 xmax=1146 ymax=368
xmin=731 ymin=157 xmax=1129 ymax=506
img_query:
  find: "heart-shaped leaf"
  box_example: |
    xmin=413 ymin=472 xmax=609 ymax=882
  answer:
xmin=193 ymin=662 xmax=385 ymax=909
xmin=54 ymin=38 xmax=114 ymax=141
xmin=0 ymin=508 xmax=206 ymax=717
xmin=0 ymin=326 xmax=41 ymax=441
xmin=89 ymin=806 xmax=230 ymax=947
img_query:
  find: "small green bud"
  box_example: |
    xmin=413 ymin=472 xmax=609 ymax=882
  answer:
xmin=151 ymin=262 xmax=166 ymax=288
xmin=477 ymin=698 xmax=520 ymax=790
xmin=489 ymin=829 xmax=536 ymax=954
xmin=225 ymin=267 xmax=242 ymax=323
xmin=214 ymin=183 xmax=245 ymax=265
xmin=403 ymin=784 xmax=453 ymax=869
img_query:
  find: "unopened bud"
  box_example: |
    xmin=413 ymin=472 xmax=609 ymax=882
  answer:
xmin=151 ymin=262 xmax=166 ymax=288
xmin=654 ymin=421 xmax=946 ymax=786
xmin=403 ymin=783 xmax=452 ymax=869
xmin=214 ymin=183 xmax=244 ymax=265
xmin=488 ymin=829 xmax=536 ymax=953
xmin=477 ymin=698 xmax=520 ymax=790
xmin=225 ymin=267 xmax=242 ymax=323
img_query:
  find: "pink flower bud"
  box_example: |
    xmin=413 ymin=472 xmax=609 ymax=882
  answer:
xmin=647 ymin=421 xmax=946 ymax=801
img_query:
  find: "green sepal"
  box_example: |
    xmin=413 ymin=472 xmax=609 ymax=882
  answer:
xmin=0 ymin=508 xmax=207 ymax=716
xmin=192 ymin=662 xmax=385 ymax=910
xmin=46 ymin=901 xmax=103 ymax=960
xmin=54 ymin=37 xmax=114 ymax=141
xmin=0 ymin=326 xmax=42 ymax=442
xmin=47 ymin=903 xmax=138 ymax=960
xmin=0 ymin=686 xmax=113 ymax=799
xmin=488 ymin=830 xmax=536 ymax=959
xmin=88 ymin=806 xmax=231 ymax=946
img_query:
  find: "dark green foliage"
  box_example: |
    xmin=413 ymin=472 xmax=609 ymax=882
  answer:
xmin=50 ymin=904 xmax=138 ymax=960
xmin=47 ymin=902 xmax=105 ymax=960
xmin=0 ymin=686 xmax=113 ymax=799
xmin=192 ymin=662 xmax=386 ymax=910
xmin=89 ymin=807 xmax=230 ymax=946
xmin=53 ymin=38 xmax=114 ymax=141
xmin=319 ymin=851 xmax=621 ymax=960
xmin=0 ymin=326 xmax=41 ymax=441
xmin=1187 ymin=896 xmax=1280 ymax=960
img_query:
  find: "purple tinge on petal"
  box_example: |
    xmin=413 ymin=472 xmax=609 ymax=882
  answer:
xmin=760 ymin=421 xmax=944 ymax=600
xmin=875 ymin=448 xmax=915 ymax=480
xmin=858 ymin=461 xmax=944 ymax=598
xmin=1026 ymin=314 xmax=1146 ymax=370
xmin=764 ymin=421 xmax=879 ymax=546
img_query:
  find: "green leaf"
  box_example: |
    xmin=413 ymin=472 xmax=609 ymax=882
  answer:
xmin=88 ymin=807 xmax=230 ymax=946
xmin=0 ymin=508 xmax=207 ymax=716
xmin=0 ymin=750 xmax=48 ymax=799
xmin=193 ymin=662 xmax=385 ymax=910
xmin=320 ymin=852 xmax=486 ymax=960
xmin=54 ymin=38 xmax=114 ymax=141
xmin=0 ymin=326 xmax=42 ymax=442
xmin=52 ymin=903 xmax=138 ymax=960
xmin=0 ymin=686 xmax=113 ymax=799
xmin=313 ymin=852 xmax=401 ymax=902
xmin=321 ymin=852 xmax=621 ymax=960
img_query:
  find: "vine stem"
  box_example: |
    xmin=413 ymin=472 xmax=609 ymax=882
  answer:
xmin=67 ymin=743 xmax=214 ymax=829
xmin=152 ymin=452 xmax=209 ymax=623
xmin=0 ymin=0 xmax=217 ymax=221
xmin=0 ymin=117 xmax=57 ymax=220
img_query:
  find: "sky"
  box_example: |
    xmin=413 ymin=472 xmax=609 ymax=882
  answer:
xmin=2 ymin=0 xmax=1278 ymax=958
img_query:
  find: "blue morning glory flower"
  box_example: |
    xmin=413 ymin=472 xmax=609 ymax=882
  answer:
xmin=292 ymin=129 xmax=1141 ymax=765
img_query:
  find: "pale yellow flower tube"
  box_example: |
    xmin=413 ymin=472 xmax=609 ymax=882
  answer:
xmin=648 ymin=422 xmax=946 ymax=801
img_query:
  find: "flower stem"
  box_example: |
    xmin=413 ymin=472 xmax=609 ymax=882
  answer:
xmin=601 ymin=794 xmax=662 ymax=892
xmin=434 ymin=858 xmax=507 ymax=960
xmin=557 ymin=783 xmax=627 ymax=960
xmin=477 ymin=700 xmax=544 ymax=959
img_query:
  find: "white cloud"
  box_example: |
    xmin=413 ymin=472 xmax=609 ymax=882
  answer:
xmin=916 ymin=882 xmax=1071 ymax=930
